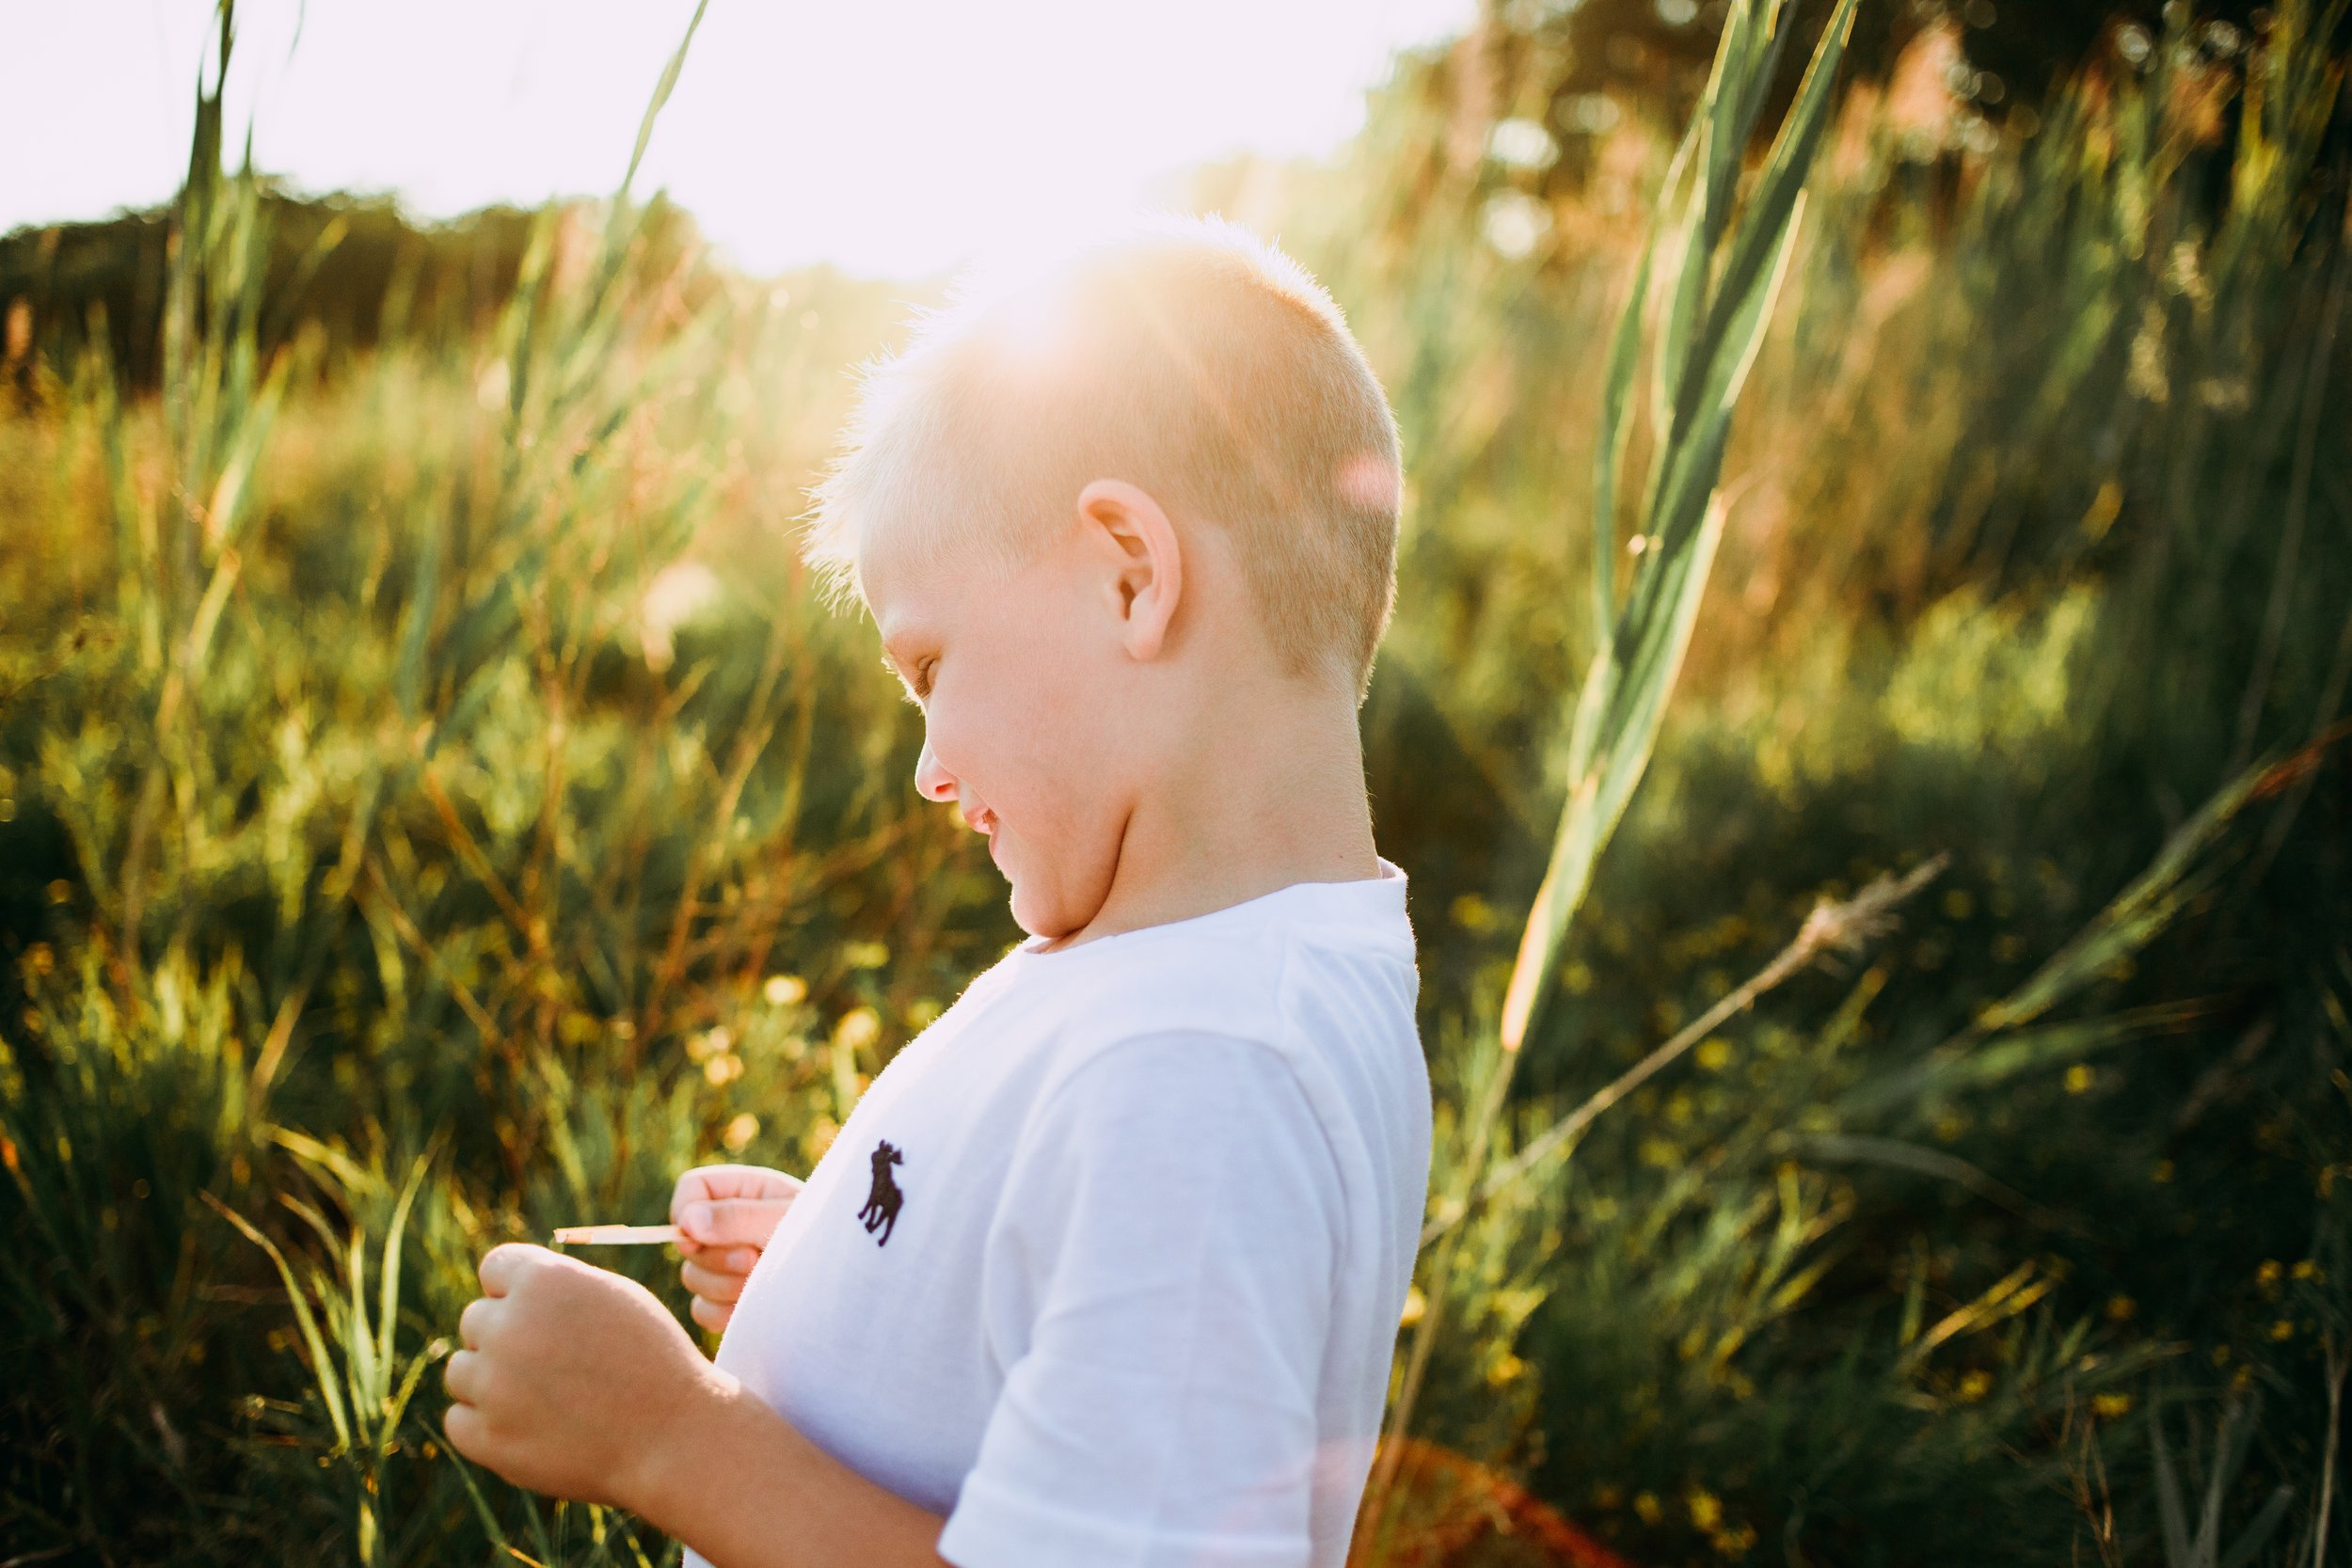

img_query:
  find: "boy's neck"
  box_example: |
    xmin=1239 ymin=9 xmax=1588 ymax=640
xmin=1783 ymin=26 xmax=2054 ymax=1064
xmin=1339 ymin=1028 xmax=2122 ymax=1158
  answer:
xmin=1033 ymin=681 xmax=1379 ymax=953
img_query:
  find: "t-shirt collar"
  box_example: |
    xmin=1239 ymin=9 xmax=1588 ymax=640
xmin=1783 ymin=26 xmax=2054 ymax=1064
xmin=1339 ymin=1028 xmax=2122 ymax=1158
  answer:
xmin=1010 ymin=857 xmax=1411 ymax=962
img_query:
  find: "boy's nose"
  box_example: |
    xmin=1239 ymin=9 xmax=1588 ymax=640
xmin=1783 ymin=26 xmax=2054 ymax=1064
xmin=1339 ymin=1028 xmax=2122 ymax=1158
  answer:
xmin=913 ymin=736 xmax=957 ymax=803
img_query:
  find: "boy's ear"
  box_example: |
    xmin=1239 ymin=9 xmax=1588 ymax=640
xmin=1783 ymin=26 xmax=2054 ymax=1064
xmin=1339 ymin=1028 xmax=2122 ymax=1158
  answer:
xmin=1074 ymin=478 xmax=1183 ymax=660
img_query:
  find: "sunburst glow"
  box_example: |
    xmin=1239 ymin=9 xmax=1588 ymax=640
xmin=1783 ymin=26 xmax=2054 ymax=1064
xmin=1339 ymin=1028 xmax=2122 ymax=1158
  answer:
xmin=4 ymin=0 xmax=1472 ymax=279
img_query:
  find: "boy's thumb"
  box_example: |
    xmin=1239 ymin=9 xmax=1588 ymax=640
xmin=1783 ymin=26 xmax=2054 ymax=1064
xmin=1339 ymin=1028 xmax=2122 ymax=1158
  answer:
xmin=677 ymin=1197 xmax=789 ymax=1247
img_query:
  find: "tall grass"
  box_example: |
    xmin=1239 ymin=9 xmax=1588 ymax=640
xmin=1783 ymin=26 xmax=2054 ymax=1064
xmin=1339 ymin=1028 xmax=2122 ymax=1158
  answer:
xmin=4 ymin=1 xmax=2349 ymax=1564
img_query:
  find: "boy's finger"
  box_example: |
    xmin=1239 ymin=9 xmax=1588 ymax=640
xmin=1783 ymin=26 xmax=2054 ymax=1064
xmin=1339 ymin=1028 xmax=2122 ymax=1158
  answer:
xmin=690 ymin=1294 xmax=732 ymax=1334
xmin=673 ymin=1164 xmax=803 ymax=1205
xmin=675 ymin=1196 xmax=792 ymax=1248
xmin=680 ymin=1258 xmax=749 ymax=1305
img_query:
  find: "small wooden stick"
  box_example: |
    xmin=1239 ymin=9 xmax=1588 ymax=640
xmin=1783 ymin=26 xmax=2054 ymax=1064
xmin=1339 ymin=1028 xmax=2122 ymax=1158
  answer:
xmin=551 ymin=1223 xmax=681 ymax=1246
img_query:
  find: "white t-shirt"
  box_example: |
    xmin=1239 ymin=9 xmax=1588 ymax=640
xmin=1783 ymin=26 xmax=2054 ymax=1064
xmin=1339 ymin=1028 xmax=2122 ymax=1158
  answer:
xmin=684 ymin=859 xmax=1431 ymax=1568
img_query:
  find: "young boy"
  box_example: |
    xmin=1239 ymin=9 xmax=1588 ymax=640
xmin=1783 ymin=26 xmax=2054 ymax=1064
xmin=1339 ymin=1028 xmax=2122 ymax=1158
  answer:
xmin=441 ymin=215 xmax=1434 ymax=1568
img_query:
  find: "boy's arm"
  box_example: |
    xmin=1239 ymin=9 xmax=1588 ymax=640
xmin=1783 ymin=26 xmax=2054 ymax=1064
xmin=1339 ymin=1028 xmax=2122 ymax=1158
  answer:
xmin=443 ymin=1243 xmax=950 ymax=1568
xmin=634 ymin=1371 xmax=953 ymax=1568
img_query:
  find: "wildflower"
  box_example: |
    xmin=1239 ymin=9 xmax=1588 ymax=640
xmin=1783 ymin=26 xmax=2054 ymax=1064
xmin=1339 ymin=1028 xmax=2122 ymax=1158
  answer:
xmin=834 ymin=1006 xmax=882 ymax=1053
xmin=2255 ymin=1259 xmax=2283 ymax=1293
xmin=2293 ymin=1260 xmax=2324 ymax=1283
xmin=1956 ymin=1370 xmax=1993 ymax=1402
xmin=2092 ymin=1392 xmax=2133 ymax=1419
xmin=1450 ymin=893 xmax=1500 ymax=932
xmin=1687 ymin=1487 xmax=1724 ymax=1531
xmin=763 ymin=974 xmax=808 ymax=1006
xmin=1633 ymin=1491 xmax=1663 ymax=1525
xmin=2269 ymin=1320 xmax=2295 ymax=1341
xmin=2106 ymin=1294 xmax=2137 ymax=1323
xmin=2064 ymin=1065 xmax=2093 ymax=1093
xmin=1696 ymin=1037 xmax=1732 ymax=1072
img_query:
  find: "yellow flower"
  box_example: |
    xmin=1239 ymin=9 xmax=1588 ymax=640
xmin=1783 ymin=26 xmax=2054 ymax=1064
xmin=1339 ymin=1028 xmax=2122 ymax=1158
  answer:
xmin=2064 ymin=1064 xmax=2093 ymax=1093
xmin=1633 ymin=1492 xmax=1663 ymax=1525
xmin=1956 ymin=1370 xmax=1993 ymax=1403
xmin=1687 ymin=1487 xmax=1724 ymax=1531
xmin=1696 ymin=1037 xmax=1733 ymax=1072
xmin=1711 ymin=1523 xmax=1758 ymax=1559
xmin=2255 ymin=1259 xmax=2284 ymax=1291
xmin=762 ymin=974 xmax=808 ymax=1006
xmin=2270 ymin=1319 xmax=2296 ymax=1341
xmin=834 ymin=1006 xmax=882 ymax=1053
xmin=1450 ymin=893 xmax=1500 ymax=933
xmin=2105 ymin=1294 xmax=2137 ymax=1323
xmin=2293 ymin=1259 xmax=2324 ymax=1283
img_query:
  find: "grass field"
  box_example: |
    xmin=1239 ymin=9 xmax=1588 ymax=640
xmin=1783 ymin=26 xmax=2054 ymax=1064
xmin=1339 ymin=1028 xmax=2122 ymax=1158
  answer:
xmin=4 ymin=3 xmax=2350 ymax=1565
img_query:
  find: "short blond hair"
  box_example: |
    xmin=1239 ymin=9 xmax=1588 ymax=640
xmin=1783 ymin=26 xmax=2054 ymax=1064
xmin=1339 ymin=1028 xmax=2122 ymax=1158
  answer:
xmin=801 ymin=215 xmax=1404 ymax=701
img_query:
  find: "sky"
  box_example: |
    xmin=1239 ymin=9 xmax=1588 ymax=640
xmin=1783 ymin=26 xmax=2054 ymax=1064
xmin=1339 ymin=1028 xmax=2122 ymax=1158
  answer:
xmin=2 ymin=0 xmax=1475 ymax=281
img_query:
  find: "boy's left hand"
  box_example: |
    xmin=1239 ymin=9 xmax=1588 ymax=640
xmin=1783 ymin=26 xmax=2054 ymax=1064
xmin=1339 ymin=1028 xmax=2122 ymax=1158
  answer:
xmin=443 ymin=1243 xmax=721 ymax=1509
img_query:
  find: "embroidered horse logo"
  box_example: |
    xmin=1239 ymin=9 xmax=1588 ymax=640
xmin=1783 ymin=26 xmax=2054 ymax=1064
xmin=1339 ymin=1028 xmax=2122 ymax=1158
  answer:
xmin=855 ymin=1139 xmax=906 ymax=1245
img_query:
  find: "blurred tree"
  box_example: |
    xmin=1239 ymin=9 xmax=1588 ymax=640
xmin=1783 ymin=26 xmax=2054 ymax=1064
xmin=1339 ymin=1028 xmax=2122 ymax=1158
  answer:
xmin=0 ymin=189 xmax=715 ymax=390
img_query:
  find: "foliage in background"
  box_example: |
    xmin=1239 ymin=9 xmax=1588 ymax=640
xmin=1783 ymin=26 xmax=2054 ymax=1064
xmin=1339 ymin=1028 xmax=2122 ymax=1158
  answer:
xmin=4 ymin=0 xmax=2351 ymax=1564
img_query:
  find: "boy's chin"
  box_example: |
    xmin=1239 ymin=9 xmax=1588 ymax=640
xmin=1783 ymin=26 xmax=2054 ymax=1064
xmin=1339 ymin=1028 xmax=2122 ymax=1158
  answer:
xmin=1006 ymin=876 xmax=1100 ymax=944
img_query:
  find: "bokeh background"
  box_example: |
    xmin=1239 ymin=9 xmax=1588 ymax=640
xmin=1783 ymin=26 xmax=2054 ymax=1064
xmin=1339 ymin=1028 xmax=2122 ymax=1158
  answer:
xmin=3 ymin=1 xmax=2350 ymax=1564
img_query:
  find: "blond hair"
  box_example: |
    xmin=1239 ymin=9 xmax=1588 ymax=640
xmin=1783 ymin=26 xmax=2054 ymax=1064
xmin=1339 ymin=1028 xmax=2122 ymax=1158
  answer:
xmin=801 ymin=215 xmax=1404 ymax=701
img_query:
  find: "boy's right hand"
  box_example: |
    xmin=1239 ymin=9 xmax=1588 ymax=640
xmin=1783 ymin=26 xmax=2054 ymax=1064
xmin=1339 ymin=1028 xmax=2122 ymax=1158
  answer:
xmin=671 ymin=1163 xmax=804 ymax=1334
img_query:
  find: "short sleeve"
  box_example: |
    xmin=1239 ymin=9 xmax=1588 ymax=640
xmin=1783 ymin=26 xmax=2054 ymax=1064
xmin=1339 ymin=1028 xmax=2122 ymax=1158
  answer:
xmin=937 ymin=1031 xmax=1343 ymax=1568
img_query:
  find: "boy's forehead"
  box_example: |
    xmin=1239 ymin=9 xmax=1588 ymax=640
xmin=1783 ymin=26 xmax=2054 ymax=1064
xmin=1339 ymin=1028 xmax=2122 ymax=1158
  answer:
xmin=855 ymin=511 xmax=946 ymax=628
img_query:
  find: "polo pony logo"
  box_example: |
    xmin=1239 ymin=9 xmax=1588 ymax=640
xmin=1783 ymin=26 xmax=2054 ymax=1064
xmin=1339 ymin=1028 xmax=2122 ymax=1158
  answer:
xmin=855 ymin=1139 xmax=906 ymax=1245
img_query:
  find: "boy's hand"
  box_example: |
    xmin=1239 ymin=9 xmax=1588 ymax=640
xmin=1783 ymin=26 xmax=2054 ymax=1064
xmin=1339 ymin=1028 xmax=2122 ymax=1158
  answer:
xmin=443 ymin=1243 xmax=722 ymax=1510
xmin=672 ymin=1163 xmax=804 ymax=1333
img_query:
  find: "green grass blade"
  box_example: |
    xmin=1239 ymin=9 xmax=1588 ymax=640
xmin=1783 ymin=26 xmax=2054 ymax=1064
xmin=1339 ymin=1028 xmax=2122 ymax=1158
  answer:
xmin=1980 ymin=750 xmax=2281 ymax=1031
xmin=377 ymin=1152 xmax=431 ymax=1409
xmin=205 ymin=1193 xmax=353 ymax=1449
xmin=2151 ymin=1405 xmax=2195 ymax=1567
xmin=617 ymin=0 xmax=711 ymax=203
xmin=1590 ymin=248 xmax=1655 ymax=652
xmin=2217 ymin=1485 xmax=2296 ymax=1568
xmin=347 ymin=1225 xmax=378 ymax=1422
xmin=1669 ymin=0 xmax=1856 ymax=443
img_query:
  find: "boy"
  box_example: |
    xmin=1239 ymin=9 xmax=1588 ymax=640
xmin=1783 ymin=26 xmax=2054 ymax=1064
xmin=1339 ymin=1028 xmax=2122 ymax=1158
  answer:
xmin=442 ymin=215 xmax=1434 ymax=1568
